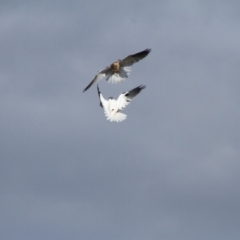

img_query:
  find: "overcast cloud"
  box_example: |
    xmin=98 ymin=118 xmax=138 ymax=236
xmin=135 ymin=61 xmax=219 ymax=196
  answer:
xmin=1 ymin=1 xmax=240 ymax=240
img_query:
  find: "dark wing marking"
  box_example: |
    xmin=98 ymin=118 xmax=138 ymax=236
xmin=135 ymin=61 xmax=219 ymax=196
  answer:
xmin=120 ymin=48 xmax=151 ymax=67
xmin=97 ymin=85 xmax=103 ymax=108
xmin=117 ymin=85 xmax=146 ymax=110
xmin=124 ymin=85 xmax=146 ymax=99
xmin=83 ymin=68 xmax=111 ymax=92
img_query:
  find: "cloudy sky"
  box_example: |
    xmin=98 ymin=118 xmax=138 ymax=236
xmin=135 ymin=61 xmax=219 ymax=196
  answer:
xmin=1 ymin=1 xmax=240 ymax=239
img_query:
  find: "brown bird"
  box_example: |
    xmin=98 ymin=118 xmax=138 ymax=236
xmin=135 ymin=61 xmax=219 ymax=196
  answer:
xmin=83 ymin=48 xmax=151 ymax=92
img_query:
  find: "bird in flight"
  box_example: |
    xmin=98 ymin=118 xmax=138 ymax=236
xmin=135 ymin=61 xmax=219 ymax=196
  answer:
xmin=97 ymin=84 xmax=146 ymax=122
xmin=83 ymin=48 xmax=151 ymax=92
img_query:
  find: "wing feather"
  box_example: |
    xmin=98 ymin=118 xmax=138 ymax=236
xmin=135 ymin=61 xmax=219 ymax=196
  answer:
xmin=120 ymin=49 xmax=151 ymax=67
xmin=97 ymin=85 xmax=108 ymax=109
xmin=117 ymin=85 xmax=146 ymax=109
xmin=83 ymin=68 xmax=111 ymax=92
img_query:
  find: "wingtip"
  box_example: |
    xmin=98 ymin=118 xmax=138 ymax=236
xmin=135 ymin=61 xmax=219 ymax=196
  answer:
xmin=145 ymin=48 xmax=151 ymax=54
xmin=83 ymin=84 xmax=90 ymax=93
xmin=83 ymin=77 xmax=96 ymax=93
xmin=138 ymin=84 xmax=146 ymax=90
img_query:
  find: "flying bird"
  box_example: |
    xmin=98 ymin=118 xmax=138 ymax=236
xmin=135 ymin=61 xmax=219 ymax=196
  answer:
xmin=97 ymin=84 xmax=146 ymax=122
xmin=83 ymin=48 xmax=151 ymax=92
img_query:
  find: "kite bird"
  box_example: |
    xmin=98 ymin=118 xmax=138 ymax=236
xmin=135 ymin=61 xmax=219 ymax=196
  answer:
xmin=97 ymin=84 xmax=146 ymax=122
xmin=83 ymin=48 xmax=151 ymax=92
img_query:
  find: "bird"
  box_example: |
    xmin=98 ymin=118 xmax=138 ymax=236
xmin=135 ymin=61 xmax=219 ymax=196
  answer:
xmin=83 ymin=48 xmax=151 ymax=92
xmin=97 ymin=84 xmax=146 ymax=122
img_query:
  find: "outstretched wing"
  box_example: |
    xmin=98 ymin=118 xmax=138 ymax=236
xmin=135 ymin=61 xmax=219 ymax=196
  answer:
xmin=97 ymin=85 xmax=108 ymax=109
xmin=117 ymin=85 xmax=146 ymax=110
xmin=120 ymin=48 xmax=151 ymax=67
xmin=83 ymin=68 xmax=112 ymax=92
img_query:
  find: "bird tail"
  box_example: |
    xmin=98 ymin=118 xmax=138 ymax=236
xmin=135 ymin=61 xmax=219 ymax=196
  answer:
xmin=105 ymin=112 xmax=127 ymax=122
xmin=106 ymin=67 xmax=131 ymax=84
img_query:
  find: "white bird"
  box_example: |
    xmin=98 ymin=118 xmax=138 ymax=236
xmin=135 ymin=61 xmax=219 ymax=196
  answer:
xmin=83 ymin=48 xmax=151 ymax=92
xmin=97 ymin=84 xmax=146 ymax=122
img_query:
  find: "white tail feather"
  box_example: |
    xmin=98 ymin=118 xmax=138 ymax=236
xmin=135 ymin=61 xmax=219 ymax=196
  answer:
xmin=105 ymin=112 xmax=127 ymax=122
xmin=106 ymin=67 xmax=131 ymax=84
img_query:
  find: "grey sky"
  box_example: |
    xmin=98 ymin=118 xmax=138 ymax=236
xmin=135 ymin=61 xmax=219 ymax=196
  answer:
xmin=1 ymin=1 xmax=240 ymax=240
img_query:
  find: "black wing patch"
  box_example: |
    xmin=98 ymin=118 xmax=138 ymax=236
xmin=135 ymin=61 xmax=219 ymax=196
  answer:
xmin=130 ymin=48 xmax=151 ymax=63
xmin=124 ymin=85 xmax=146 ymax=99
xmin=97 ymin=85 xmax=103 ymax=108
